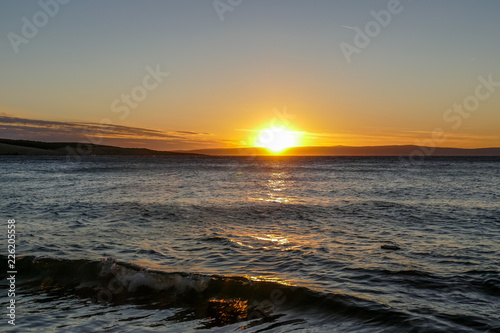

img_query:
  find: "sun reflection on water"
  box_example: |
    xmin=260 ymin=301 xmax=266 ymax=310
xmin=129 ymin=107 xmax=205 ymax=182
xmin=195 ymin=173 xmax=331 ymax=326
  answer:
xmin=252 ymin=234 xmax=289 ymax=245
xmin=253 ymin=171 xmax=293 ymax=203
xmin=247 ymin=275 xmax=295 ymax=287
xmin=228 ymin=233 xmax=301 ymax=252
xmin=203 ymin=299 xmax=248 ymax=328
xmin=266 ymin=172 xmax=287 ymax=202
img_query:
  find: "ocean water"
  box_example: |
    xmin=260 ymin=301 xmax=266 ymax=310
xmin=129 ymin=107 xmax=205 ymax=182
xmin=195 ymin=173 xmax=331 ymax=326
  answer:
xmin=0 ymin=156 xmax=499 ymax=332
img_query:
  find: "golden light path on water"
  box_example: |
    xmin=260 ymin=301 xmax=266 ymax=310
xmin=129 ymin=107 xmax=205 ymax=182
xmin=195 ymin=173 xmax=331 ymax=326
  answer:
xmin=245 ymin=171 xmax=296 ymax=204
xmin=131 ymin=166 xmax=327 ymax=292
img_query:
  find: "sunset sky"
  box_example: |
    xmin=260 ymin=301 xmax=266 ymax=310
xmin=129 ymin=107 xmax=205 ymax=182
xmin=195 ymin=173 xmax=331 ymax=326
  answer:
xmin=1 ymin=0 xmax=499 ymax=150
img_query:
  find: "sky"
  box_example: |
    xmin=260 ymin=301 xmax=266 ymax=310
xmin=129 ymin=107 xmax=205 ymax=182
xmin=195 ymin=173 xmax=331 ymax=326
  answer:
xmin=1 ymin=0 xmax=499 ymax=150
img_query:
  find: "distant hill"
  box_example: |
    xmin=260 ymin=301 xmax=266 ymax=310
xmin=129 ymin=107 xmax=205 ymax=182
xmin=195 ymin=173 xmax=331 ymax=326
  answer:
xmin=0 ymin=139 xmax=199 ymax=156
xmin=177 ymin=145 xmax=500 ymax=156
xmin=2 ymin=139 xmax=499 ymax=157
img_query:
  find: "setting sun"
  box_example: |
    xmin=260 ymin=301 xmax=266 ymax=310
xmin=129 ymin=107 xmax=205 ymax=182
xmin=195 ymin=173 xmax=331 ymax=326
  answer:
xmin=255 ymin=126 xmax=300 ymax=153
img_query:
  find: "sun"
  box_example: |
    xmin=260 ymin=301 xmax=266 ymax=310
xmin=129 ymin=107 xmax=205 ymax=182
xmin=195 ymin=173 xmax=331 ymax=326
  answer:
xmin=255 ymin=126 xmax=300 ymax=154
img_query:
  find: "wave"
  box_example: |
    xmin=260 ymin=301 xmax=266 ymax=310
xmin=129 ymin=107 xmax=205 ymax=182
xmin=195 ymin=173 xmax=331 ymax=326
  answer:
xmin=0 ymin=256 xmax=414 ymax=328
xmin=2 ymin=256 xmax=498 ymax=331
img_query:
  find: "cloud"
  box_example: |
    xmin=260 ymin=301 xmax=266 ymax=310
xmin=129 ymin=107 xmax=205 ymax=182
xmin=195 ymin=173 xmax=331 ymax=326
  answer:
xmin=0 ymin=115 xmax=227 ymax=150
xmin=341 ymin=25 xmax=356 ymax=30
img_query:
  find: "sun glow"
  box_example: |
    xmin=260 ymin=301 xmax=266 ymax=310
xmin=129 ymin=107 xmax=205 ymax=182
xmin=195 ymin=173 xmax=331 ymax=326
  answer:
xmin=255 ymin=126 xmax=301 ymax=154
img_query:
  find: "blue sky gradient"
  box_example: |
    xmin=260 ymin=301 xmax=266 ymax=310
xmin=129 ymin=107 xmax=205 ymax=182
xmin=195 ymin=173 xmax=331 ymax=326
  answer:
xmin=1 ymin=0 xmax=499 ymax=149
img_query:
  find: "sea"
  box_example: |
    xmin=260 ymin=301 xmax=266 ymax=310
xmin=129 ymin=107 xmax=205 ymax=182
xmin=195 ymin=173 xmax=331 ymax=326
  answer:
xmin=0 ymin=156 xmax=499 ymax=332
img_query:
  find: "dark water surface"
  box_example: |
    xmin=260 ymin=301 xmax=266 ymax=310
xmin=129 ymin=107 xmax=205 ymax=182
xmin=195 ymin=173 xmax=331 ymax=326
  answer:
xmin=1 ymin=156 xmax=499 ymax=332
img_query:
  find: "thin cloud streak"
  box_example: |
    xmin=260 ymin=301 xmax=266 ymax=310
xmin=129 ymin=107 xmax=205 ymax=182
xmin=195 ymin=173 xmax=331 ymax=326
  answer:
xmin=0 ymin=115 xmax=227 ymax=150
